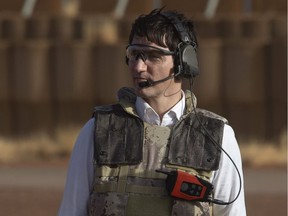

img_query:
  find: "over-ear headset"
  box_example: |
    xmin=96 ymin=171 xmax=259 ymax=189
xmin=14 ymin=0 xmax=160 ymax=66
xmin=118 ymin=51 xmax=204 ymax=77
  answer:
xmin=160 ymin=12 xmax=199 ymax=78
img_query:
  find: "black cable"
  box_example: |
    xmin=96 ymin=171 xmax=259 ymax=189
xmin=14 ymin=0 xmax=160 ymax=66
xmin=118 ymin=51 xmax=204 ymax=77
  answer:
xmin=189 ymin=78 xmax=242 ymax=205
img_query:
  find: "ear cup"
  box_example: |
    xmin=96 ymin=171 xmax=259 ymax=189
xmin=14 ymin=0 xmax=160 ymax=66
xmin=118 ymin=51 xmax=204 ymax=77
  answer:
xmin=160 ymin=12 xmax=199 ymax=79
xmin=181 ymin=44 xmax=199 ymax=77
xmin=174 ymin=43 xmax=199 ymax=78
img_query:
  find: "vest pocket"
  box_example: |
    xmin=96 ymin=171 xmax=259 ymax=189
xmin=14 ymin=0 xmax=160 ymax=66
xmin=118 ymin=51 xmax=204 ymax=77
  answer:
xmin=88 ymin=192 xmax=128 ymax=216
xmin=171 ymin=200 xmax=211 ymax=216
xmin=126 ymin=194 xmax=173 ymax=216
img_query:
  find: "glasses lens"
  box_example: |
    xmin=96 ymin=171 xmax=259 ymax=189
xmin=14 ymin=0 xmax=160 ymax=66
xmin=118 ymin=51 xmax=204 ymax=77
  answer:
xmin=126 ymin=46 xmax=142 ymax=61
xmin=126 ymin=44 xmax=174 ymax=64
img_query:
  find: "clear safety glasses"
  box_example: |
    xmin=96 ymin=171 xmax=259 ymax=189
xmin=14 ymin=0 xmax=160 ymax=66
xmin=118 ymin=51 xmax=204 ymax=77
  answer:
xmin=126 ymin=44 xmax=175 ymax=65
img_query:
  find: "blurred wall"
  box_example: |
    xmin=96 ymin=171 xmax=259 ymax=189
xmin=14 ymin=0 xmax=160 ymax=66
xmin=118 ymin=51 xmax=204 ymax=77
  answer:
xmin=0 ymin=1 xmax=286 ymax=144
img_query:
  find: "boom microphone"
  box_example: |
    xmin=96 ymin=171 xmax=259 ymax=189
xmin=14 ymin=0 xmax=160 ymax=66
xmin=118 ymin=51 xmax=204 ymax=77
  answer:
xmin=138 ymin=74 xmax=175 ymax=88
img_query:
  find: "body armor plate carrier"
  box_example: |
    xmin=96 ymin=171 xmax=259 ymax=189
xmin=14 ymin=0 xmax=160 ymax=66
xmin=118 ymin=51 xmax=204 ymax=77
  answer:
xmin=89 ymin=87 xmax=227 ymax=216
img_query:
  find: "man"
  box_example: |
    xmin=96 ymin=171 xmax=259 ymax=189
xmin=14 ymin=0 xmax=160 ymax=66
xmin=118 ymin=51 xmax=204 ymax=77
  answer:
xmin=58 ymin=8 xmax=246 ymax=216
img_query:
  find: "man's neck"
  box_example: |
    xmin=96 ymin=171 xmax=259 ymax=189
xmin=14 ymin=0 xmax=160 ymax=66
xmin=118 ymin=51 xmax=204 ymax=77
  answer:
xmin=145 ymin=90 xmax=182 ymax=120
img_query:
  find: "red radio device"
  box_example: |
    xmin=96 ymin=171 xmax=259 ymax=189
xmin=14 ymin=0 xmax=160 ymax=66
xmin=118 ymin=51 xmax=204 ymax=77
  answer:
xmin=157 ymin=169 xmax=213 ymax=202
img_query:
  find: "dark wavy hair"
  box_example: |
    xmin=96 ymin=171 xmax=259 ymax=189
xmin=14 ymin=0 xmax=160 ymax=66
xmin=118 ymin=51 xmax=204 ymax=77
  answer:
xmin=128 ymin=8 xmax=198 ymax=52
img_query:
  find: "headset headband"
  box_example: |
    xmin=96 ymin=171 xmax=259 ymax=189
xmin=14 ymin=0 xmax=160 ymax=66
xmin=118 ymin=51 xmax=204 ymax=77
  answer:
xmin=160 ymin=11 xmax=199 ymax=78
xmin=161 ymin=12 xmax=195 ymax=46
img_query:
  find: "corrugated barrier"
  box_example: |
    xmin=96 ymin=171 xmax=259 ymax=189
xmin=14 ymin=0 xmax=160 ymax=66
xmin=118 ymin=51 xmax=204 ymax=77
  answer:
xmin=0 ymin=13 xmax=286 ymax=143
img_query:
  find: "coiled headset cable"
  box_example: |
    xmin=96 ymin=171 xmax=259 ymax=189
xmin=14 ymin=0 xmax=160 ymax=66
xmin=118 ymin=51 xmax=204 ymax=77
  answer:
xmin=189 ymin=77 xmax=242 ymax=205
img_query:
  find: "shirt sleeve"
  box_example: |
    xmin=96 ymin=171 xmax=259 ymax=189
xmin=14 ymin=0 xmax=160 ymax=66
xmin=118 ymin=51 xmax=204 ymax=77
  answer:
xmin=58 ymin=118 xmax=95 ymax=216
xmin=212 ymin=124 xmax=247 ymax=216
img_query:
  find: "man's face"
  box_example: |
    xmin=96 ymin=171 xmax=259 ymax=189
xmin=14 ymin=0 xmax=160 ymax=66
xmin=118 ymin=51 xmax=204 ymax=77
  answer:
xmin=127 ymin=37 xmax=180 ymax=99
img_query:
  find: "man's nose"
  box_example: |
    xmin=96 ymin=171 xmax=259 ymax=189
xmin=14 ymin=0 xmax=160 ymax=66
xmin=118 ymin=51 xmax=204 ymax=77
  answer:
xmin=135 ymin=52 xmax=147 ymax=63
xmin=133 ymin=54 xmax=147 ymax=72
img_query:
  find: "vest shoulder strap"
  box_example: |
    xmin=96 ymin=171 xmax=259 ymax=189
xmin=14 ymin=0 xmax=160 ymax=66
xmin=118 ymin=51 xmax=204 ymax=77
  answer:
xmin=168 ymin=110 xmax=225 ymax=171
xmin=93 ymin=104 xmax=226 ymax=171
xmin=196 ymin=108 xmax=228 ymax=124
xmin=93 ymin=104 xmax=144 ymax=165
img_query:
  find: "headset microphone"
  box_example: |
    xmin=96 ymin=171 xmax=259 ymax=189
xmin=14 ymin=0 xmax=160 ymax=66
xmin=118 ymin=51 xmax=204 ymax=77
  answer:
xmin=138 ymin=74 xmax=175 ymax=88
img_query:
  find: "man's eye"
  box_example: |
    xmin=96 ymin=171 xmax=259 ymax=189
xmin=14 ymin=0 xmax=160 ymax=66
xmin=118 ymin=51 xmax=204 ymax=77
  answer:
xmin=147 ymin=52 xmax=162 ymax=61
xmin=130 ymin=50 xmax=140 ymax=57
xmin=128 ymin=50 xmax=141 ymax=60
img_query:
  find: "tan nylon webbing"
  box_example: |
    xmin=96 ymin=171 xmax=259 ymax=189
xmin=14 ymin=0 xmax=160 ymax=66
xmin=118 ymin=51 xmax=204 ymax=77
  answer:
xmin=94 ymin=183 xmax=168 ymax=195
xmin=117 ymin=165 xmax=129 ymax=193
xmin=95 ymin=166 xmax=166 ymax=179
xmin=126 ymin=194 xmax=172 ymax=216
xmin=166 ymin=164 xmax=212 ymax=180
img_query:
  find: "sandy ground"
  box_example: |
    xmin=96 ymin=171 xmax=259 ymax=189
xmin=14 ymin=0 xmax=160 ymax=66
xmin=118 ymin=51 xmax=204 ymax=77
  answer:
xmin=0 ymin=162 xmax=286 ymax=216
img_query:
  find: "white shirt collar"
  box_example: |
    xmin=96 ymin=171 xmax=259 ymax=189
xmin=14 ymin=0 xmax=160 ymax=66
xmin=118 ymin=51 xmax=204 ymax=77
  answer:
xmin=135 ymin=91 xmax=186 ymax=126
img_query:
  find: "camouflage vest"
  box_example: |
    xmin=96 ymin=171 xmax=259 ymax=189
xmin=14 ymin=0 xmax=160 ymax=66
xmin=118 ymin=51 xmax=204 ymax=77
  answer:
xmin=88 ymin=87 xmax=227 ymax=216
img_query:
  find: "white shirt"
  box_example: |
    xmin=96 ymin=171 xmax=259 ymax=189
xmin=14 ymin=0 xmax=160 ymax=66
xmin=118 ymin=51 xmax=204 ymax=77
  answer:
xmin=135 ymin=93 xmax=185 ymax=126
xmin=58 ymin=93 xmax=246 ymax=216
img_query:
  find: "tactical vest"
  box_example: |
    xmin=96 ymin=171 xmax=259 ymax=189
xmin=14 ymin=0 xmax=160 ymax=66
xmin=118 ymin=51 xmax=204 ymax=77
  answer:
xmin=88 ymin=87 xmax=227 ymax=216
